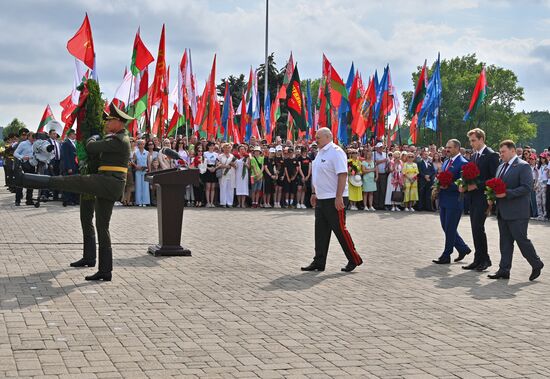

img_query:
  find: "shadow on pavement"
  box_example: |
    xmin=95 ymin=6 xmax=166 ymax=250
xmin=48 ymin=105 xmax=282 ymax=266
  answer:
xmin=415 ymin=264 xmax=538 ymax=300
xmin=0 ymin=268 xmax=94 ymax=311
xmin=261 ymin=271 xmax=350 ymax=292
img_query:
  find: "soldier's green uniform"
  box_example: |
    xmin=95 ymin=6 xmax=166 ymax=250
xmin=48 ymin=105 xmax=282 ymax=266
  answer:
xmin=15 ymin=105 xmax=132 ymax=281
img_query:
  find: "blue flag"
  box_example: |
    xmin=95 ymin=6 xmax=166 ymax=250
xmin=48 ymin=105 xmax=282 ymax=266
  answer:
xmin=306 ymin=80 xmax=313 ymax=140
xmin=221 ymin=82 xmax=231 ymax=141
xmin=265 ymin=91 xmax=271 ymax=136
xmin=419 ymin=53 xmax=442 ymax=131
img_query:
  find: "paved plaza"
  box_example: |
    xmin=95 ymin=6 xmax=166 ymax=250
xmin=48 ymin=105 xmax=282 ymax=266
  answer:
xmin=1 ymin=170 xmax=550 ymax=378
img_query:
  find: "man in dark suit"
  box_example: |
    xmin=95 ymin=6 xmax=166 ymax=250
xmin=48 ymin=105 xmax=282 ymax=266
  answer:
xmin=488 ymin=140 xmax=544 ymax=281
xmin=60 ymin=129 xmax=79 ymax=206
xmin=47 ymin=125 xmax=62 ymax=201
xmin=461 ymin=128 xmax=500 ymax=271
xmin=432 ymin=139 xmax=472 ymax=264
xmin=418 ymin=149 xmax=435 ymax=211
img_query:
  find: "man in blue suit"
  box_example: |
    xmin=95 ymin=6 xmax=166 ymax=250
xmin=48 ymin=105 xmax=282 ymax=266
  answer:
xmin=433 ymin=139 xmax=472 ymax=264
xmin=60 ymin=129 xmax=79 ymax=206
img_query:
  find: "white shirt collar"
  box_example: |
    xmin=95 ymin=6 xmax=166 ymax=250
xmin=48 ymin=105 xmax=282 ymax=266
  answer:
xmin=320 ymin=142 xmax=333 ymax=152
xmin=451 ymin=153 xmax=461 ymax=161
xmin=477 ymin=145 xmax=486 ymax=154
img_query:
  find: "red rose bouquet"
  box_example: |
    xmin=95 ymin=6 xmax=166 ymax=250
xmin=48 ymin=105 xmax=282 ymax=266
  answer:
xmin=455 ymin=162 xmax=480 ymax=191
xmin=484 ymin=177 xmax=507 ymax=215
xmin=431 ymin=171 xmax=454 ymax=200
xmin=436 ymin=171 xmax=454 ymax=188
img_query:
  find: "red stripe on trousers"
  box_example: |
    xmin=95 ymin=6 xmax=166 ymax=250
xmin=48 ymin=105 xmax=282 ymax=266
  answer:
xmin=337 ymin=209 xmax=362 ymax=265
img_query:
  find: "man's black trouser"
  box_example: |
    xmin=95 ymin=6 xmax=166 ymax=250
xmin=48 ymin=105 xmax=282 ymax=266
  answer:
xmin=313 ymin=197 xmax=363 ymax=267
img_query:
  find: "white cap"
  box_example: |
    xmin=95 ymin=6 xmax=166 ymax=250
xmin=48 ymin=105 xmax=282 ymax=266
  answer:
xmin=45 ymin=120 xmax=63 ymax=135
xmin=275 ymin=145 xmax=283 ymax=152
xmin=375 ymin=142 xmax=383 ymax=148
xmin=269 ymin=148 xmax=276 ymax=153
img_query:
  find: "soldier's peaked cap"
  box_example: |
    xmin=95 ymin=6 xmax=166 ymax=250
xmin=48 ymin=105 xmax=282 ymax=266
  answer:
xmin=104 ymin=103 xmax=134 ymax=122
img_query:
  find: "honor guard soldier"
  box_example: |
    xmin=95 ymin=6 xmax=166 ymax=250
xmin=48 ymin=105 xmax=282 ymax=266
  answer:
xmin=301 ymin=127 xmax=363 ymax=272
xmin=15 ymin=103 xmax=133 ymax=281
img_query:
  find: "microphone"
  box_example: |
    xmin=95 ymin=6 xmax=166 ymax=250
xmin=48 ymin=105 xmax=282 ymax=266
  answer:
xmin=160 ymin=147 xmax=181 ymax=160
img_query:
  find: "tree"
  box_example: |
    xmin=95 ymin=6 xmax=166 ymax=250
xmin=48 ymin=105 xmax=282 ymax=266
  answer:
xmin=524 ymin=111 xmax=550 ymax=152
xmin=217 ymin=74 xmax=246 ymax=111
xmin=2 ymin=118 xmax=27 ymax=139
xmin=402 ymin=54 xmax=536 ymax=147
xmin=257 ymin=52 xmax=284 ymax=105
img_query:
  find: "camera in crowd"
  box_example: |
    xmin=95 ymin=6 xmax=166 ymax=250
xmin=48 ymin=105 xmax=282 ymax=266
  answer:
xmin=30 ymin=132 xmax=55 ymax=166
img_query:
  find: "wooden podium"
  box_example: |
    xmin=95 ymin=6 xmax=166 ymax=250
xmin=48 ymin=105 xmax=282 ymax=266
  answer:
xmin=145 ymin=167 xmax=199 ymax=256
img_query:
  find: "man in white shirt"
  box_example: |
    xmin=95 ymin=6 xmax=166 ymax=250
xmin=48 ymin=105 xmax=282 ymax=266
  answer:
xmin=302 ymin=128 xmax=363 ymax=273
xmin=13 ymin=129 xmax=35 ymax=206
xmin=373 ymin=142 xmax=388 ymax=209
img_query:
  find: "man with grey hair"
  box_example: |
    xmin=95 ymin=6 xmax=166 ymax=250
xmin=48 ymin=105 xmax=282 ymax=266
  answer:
xmin=302 ymin=128 xmax=363 ymax=272
xmin=432 ymin=139 xmax=472 ymax=264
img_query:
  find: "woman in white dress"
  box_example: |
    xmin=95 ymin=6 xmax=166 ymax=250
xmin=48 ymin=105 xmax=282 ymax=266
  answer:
xmin=234 ymin=145 xmax=250 ymax=208
xmin=216 ymin=143 xmax=236 ymax=208
xmin=385 ymin=151 xmax=404 ymax=211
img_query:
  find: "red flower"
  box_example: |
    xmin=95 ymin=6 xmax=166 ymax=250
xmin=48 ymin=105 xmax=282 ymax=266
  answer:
xmin=437 ymin=171 xmax=454 ymax=187
xmin=486 ymin=178 xmax=507 ymax=195
xmin=461 ymin=162 xmax=480 ymax=181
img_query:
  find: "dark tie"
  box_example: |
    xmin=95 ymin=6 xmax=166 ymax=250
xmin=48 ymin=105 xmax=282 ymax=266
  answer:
xmin=473 ymin=153 xmax=479 ymax=163
xmin=499 ymin=163 xmax=509 ymax=178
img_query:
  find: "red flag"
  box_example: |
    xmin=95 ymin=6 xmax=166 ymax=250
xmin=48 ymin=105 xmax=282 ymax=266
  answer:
xmin=206 ymin=55 xmax=217 ymax=137
xmin=131 ymin=28 xmax=154 ymax=75
xmin=150 ymin=24 xmax=167 ymax=107
xmin=239 ymin=92 xmax=247 ymax=139
xmin=67 ymin=14 xmax=95 ymax=70
xmin=409 ymin=114 xmax=418 ymax=144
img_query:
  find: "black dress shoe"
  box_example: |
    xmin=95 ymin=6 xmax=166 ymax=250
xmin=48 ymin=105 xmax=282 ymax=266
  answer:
xmin=301 ymin=263 xmax=325 ymax=272
xmin=341 ymin=262 xmax=357 ymax=272
xmin=85 ymin=271 xmax=112 ymax=281
xmin=454 ymin=249 xmax=472 ymax=262
xmin=432 ymin=257 xmax=451 ymax=264
xmin=25 ymin=200 xmax=35 ymax=206
xmin=475 ymin=261 xmax=492 ymax=272
xmin=462 ymin=261 xmax=480 ymax=270
xmin=70 ymin=259 xmax=96 ymax=268
xmin=488 ymin=271 xmax=510 ymax=279
xmin=529 ymin=263 xmax=544 ymax=281
xmin=15 ymin=202 xmax=20 ymax=206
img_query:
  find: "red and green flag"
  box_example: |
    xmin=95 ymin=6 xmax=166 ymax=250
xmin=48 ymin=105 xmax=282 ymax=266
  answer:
xmin=322 ymin=54 xmax=348 ymax=106
xmin=130 ymin=28 xmax=154 ymax=76
xmin=285 ymin=64 xmax=307 ymax=131
xmin=463 ymin=66 xmax=487 ymax=121
xmin=409 ymin=60 xmax=427 ymax=116
xmin=37 ymin=104 xmax=55 ymax=132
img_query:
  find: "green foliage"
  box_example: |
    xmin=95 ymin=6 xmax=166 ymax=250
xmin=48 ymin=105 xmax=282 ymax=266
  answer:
xmin=217 ymin=74 xmax=247 ymax=110
xmin=402 ymin=54 xmax=534 ymax=147
xmin=2 ymin=118 xmax=27 ymax=139
xmin=524 ymin=111 xmax=550 ymax=152
xmin=76 ymin=79 xmax=105 ymax=176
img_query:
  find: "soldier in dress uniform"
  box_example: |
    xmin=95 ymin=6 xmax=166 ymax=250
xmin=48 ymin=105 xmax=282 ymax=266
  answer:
xmin=14 ymin=104 xmax=133 ymax=281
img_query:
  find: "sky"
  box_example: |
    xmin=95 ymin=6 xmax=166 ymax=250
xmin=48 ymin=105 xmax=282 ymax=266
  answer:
xmin=1 ymin=0 xmax=550 ymax=130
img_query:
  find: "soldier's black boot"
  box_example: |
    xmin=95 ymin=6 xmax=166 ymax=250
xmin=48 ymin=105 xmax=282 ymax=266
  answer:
xmin=70 ymin=235 xmax=96 ymax=267
xmin=85 ymin=271 xmax=112 ymax=281
xmin=85 ymin=247 xmax=112 ymax=281
xmin=20 ymin=173 xmax=51 ymax=189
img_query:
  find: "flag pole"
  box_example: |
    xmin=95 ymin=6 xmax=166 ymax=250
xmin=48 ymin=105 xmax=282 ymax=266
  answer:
xmin=264 ymin=0 xmax=269 ymax=108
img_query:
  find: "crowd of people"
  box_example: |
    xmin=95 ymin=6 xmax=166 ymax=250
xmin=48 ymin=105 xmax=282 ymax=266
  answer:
xmin=2 ymin=126 xmax=550 ymax=221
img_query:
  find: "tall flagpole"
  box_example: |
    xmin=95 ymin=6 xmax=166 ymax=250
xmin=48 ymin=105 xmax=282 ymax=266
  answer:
xmin=264 ymin=0 xmax=269 ymax=112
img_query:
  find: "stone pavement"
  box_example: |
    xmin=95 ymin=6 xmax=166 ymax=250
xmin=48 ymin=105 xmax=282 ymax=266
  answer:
xmin=1 ymin=169 xmax=550 ymax=378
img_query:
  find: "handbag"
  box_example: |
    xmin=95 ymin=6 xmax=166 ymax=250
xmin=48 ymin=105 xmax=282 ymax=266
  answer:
xmin=391 ymin=190 xmax=404 ymax=203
